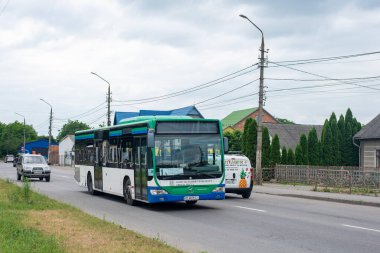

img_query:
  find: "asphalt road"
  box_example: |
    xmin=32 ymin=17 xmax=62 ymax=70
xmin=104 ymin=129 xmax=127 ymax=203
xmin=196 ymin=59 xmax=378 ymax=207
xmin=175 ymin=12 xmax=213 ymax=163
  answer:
xmin=1 ymin=162 xmax=380 ymax=253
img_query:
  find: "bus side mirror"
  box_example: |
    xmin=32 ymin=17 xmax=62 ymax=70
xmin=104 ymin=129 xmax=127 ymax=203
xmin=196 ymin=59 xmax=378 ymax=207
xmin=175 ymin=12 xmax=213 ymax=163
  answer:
xmin=223 ymin=137 xmax=229 ymax=153
xmin=147 ymin=132 xmax=155 ymax=148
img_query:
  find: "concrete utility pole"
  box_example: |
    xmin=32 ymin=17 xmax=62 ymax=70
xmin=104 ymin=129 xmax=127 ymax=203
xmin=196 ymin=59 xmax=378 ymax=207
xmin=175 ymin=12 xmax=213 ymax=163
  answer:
xmin=15 ymin=113 xmax=26 ymax=154
xmin=91 ymin=72 xmax=112 ymax=126
xmin=40 ymin=99 xmax=53 ymax=163
xmin=240 ymin=14 xmax=266 ymax=185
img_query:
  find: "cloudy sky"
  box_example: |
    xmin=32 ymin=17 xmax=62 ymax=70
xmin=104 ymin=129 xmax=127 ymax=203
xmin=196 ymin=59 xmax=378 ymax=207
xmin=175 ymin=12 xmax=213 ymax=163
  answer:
xmin=1 ymin=0 xmax=379 ymax=136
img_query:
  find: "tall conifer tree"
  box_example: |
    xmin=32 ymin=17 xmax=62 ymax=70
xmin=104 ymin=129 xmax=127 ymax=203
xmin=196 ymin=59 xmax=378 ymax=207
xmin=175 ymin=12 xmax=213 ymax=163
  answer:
xmin=281 ymin=146 xmax=288 ymax=165
xmin=308 ymin=128 xmax=319 ymax=165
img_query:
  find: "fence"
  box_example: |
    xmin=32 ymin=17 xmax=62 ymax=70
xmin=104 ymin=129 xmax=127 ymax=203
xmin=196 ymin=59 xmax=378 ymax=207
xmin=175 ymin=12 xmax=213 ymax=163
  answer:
xmin=274 ymin=165 xmax=380 ymax=190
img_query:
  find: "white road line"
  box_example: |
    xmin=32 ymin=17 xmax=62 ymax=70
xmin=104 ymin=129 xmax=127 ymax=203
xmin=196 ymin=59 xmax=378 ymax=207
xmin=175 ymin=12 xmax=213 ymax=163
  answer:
xmin=342 ymin=224 xmax=380 ymax=233
xmin=58 ymin=175 xmax=69 ymax=178
xmin=234 ymin=206 xmax=267 ymax=213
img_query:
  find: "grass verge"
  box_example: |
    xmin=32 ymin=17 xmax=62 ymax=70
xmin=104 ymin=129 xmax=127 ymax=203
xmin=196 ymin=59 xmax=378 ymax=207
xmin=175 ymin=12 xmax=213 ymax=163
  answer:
xmin=0 ymin=179 xmax=182 ymax=253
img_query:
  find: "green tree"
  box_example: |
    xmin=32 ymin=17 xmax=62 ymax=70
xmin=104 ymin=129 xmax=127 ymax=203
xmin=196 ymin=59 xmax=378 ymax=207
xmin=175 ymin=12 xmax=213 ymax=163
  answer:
xmin=321 ymin=119 xmax=333 ymax=165
xmin=295 ymin=144 xmax=303 ymax=165
xmin=343 ymin=109 xmax=354 ymax=165
xmin=270 ymin=134 xmax=281 ymax=166
xmin=351 ymin=118 xmax=361 ymax=166
xmin=281 ymin=146 xmax=288 ymax=164
xmin=287 ymin=148 xmax=295 ymax=165
xmin=337 ymin=114 xmax=346 ymax=165
xmin=0 ymin=121 xmax=38 ymax=156
xmin=308 ymin=128 xmax=319 ymax=165
xmin=224 ymin=130 xmax=242 ymax=151
xmin=57 ymin=120 xmax=90 ymax=141
xmin=262 ymin=127 xmax=271 ymax=167
xmin=275 ymin=118 xmax=295 ymax=124
xmin=242 ymin=118 xmax=257 ymax=167
xmin=300 ymin=134 xmax=308 ymax=165
xmin=329 ymin=113 xmax=340 ymax=165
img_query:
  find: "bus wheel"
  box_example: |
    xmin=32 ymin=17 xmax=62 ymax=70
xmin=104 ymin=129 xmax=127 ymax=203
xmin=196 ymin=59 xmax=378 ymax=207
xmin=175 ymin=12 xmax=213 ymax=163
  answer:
xmin=123 ymin=178 xmax=136 ymax=206
xmin=185 ymin=200 xmax=197 ymax=205
xmin=87 ymin=173 xmax=96 ymax=195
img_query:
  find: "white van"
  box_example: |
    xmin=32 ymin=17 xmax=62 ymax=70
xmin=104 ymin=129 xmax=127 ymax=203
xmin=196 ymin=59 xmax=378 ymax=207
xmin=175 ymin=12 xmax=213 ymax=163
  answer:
xmin=224 ymin=154 xmax=253 ymax=198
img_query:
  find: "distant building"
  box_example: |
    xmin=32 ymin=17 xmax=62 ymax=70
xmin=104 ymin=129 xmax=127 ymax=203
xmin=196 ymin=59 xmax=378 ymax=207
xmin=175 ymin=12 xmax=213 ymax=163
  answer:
xmin=354 ymin=114 xmax=380 ymax=168
xmin=222 ymin=107 xmax=278 ymax=132
xmin=59 ymin=135 xmax=75 ymax=166
xmin=113 ymin=106 xmax=204 ymax=125
xmin=264 ymin=123 xmax=323 ymax=150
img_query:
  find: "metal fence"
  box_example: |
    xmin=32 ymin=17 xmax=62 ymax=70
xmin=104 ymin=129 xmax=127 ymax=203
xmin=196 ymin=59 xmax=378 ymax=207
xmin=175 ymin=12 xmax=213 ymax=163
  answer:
xmin=274 ymin=165 xmax=380 ymax=189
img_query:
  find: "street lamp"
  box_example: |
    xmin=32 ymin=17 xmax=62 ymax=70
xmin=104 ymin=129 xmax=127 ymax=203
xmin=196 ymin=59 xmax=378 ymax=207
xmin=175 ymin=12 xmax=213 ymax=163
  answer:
xmin=40 ymin=98 xmax=53 ymax=163
xmin=240 ymin=14 xmax=265 ymax=185
xmin=15 ymin=112 xmax=26 ymax=154
xmin=91 ymin=72 xmax=112 ymax=126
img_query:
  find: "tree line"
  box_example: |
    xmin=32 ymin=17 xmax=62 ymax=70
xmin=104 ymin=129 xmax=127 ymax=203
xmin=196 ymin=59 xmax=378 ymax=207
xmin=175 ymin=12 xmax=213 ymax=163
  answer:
xmin=0 ymin=120 xmax=90 ymax=157
xmin=223 ymin=108 xmax=361 ymax=167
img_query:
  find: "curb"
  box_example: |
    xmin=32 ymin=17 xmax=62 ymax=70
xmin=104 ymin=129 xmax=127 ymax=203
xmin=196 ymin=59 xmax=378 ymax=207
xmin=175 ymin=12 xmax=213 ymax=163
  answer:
xmin=254 ymin=191 xmax=380 ymax=208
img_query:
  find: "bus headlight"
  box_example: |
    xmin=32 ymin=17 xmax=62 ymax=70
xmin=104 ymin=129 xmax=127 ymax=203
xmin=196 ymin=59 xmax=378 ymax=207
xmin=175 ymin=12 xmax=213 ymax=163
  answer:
xmin=150 ymin=189 xmax=168 ymax=195
xmin=212 ymin=187 xmax=225 ymax=192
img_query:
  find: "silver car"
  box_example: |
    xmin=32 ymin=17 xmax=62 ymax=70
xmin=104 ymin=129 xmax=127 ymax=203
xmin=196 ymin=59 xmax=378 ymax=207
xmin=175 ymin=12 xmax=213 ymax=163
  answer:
xmin=16 ymin=154 xmax=51 ymax=182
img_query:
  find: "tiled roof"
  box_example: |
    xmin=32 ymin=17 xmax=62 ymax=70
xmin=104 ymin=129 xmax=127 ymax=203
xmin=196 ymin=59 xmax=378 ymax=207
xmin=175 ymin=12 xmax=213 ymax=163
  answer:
xmin=354 ymin=114 xmax=380 ymax=140
xmin=222 ymin=107 xmax=258 ymax=129
xmin=264 ymin=123 xmax=323 ymax=150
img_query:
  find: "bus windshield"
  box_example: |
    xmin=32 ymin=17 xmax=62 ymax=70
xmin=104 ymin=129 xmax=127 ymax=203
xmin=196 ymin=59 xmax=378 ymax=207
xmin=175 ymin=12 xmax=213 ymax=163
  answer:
xmin=155 ymin=134 xmax=222 ymax=180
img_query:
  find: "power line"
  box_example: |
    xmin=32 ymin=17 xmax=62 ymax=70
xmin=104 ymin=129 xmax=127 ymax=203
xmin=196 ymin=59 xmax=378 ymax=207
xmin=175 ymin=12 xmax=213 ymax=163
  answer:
xmin=265 ymin=75 xmax=380 ymax=82
xmin=271 ymin=50 xmax=380 ymax=65
xmin=268 ymin=61 xmax=380 ymax=91
xmin=194 ymin=78 xmax=260 ymax=105
xmin=113 ymin=64 xmax=258 ymax=104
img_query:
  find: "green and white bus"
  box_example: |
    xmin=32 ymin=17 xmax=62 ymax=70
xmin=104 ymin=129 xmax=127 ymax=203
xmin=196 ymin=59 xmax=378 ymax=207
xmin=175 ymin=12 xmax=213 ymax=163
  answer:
xmin=74 ymin=116 xmax=227 ymax=205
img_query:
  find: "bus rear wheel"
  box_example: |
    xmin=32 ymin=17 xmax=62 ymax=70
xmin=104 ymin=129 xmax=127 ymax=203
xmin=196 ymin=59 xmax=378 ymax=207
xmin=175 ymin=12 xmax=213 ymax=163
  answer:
xmin=123 ymin=178 xmax=136 ymax=206
xmin=87 ymin=173 xmax=96 ymax=195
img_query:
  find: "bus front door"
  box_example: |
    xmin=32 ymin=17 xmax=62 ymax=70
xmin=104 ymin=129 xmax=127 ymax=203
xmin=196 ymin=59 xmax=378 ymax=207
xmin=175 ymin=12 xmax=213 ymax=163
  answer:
xmin=134 ymin=137 xmax=148 ymax=200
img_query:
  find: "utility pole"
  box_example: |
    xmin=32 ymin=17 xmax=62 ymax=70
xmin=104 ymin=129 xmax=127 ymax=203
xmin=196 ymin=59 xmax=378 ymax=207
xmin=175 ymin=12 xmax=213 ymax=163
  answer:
xmin=91 ymin=72 xmax=112 ymax=126
xmin=40 ymin=99 xmax=53 ymax=163
xmin=15 ymin=113 xmax=26 ymax=154
xmin=240 ymin=14 xmax=267 ymax=185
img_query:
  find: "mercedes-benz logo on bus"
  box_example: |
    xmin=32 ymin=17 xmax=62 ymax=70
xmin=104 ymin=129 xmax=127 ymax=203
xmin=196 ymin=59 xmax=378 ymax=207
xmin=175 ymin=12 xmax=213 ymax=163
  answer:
xmin=188 ymin=186 xmax=194 ymax=193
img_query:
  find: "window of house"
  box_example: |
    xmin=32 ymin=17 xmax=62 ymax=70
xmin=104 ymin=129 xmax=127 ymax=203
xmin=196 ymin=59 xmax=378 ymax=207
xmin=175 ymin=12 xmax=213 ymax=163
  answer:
xmin=376 ymin=150 xmax=380 ymax=168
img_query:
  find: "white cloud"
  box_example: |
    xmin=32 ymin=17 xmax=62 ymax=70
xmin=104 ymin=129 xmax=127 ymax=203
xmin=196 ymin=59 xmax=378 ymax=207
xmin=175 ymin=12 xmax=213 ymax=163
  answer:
xmin=0 ymin=0 xmax=379 ymax=136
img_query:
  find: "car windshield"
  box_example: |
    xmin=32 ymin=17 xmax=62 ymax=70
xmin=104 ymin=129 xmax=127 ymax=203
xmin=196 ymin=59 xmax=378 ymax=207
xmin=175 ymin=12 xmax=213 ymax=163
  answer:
xmin=23 ymin=156 xmax=46 ymax=164
xmin=155 ymin=134 xmax=222 ymax=180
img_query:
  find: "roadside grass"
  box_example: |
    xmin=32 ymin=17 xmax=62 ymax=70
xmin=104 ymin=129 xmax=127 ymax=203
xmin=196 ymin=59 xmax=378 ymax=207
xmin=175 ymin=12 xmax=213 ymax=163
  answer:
xmin=0 ymin=179 xmax=182 ymax=253
xmin=312 ymin=186 xmax=379 ymax=196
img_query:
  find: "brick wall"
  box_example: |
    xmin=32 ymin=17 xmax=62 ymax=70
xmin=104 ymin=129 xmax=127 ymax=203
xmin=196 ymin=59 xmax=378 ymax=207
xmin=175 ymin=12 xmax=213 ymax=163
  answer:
xmin=234 ymin=111 xmax=277 ymax=131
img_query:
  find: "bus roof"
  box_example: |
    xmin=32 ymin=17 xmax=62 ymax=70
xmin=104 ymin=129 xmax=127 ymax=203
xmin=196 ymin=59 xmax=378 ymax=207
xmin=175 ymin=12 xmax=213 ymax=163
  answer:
xmin=75 ymin=116 xmax=220 ymax=135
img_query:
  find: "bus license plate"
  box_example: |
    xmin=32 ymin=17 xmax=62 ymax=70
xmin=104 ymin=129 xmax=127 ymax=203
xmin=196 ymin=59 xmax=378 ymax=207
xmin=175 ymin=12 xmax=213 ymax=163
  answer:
xmin=184 ymin=196 xmax=199 ymax=201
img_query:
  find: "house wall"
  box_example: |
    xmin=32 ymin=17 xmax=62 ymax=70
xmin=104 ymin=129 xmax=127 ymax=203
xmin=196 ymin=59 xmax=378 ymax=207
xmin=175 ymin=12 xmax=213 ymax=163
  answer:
xmin=233 ymin=111 xmax=277 ymax=131
xmin=59 ymin=137 xmax=74 ymax=166
xmin=360 ymin=139 xmax=380 ymax=168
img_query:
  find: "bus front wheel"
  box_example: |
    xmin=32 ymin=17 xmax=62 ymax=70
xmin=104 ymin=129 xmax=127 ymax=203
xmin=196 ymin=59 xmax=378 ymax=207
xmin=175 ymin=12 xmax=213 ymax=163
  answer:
xmin=123 ymin=178 xmax=136 ymax=206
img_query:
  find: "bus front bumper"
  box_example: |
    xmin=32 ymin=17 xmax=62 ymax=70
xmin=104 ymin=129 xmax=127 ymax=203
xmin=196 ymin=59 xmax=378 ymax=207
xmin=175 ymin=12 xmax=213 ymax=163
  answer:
xmin=147 ymin=187 xmax=225 ymax=203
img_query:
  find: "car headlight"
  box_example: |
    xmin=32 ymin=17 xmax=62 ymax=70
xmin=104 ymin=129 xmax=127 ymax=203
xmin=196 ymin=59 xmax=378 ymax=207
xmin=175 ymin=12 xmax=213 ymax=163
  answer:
xmin=150 ymin=189 xmax=168 ymax=195
xmin=212 ymin=187 xmax=225 ymax=192
xmin=24 ymin=166 xmax=32 ymax=171
xmin=44 ymin=167 xmax=50 ymax=171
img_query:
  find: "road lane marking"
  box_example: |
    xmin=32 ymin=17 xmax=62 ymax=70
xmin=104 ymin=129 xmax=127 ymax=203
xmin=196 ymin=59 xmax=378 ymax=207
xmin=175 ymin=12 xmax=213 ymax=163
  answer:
xmin=58 ymin=175 xmax=69 ymax=178
xmin=234 ymin=206 xmax=267 ymax=213
xmin=342 ymin=224 xmax=380 ymax=233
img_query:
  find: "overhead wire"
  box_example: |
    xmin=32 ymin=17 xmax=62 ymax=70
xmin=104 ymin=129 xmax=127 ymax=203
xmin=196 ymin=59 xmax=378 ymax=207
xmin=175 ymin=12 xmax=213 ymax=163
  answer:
xmin=112 ymin=64 xmax=259 ymax=105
